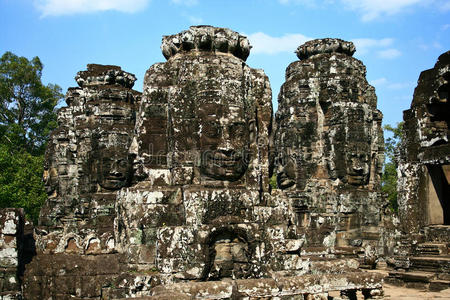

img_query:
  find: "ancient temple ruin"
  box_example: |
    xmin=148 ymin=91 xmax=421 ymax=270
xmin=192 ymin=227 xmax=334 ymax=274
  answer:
xmin=115 ymin=26 xmax=273 ymax=282
xmin=398 ymin=50 xmax=450 ymax=232
xmin=388 ymin=50 xmax=450 ymax=291
xmin=0 ymin=25 xmax=449 ymax=299
xmin=273 ymin=38 xmax=385 ymax=258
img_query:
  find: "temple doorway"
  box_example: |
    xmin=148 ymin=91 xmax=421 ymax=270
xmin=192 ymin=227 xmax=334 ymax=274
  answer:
xmin=426 ymin=164 xmax=450 ymax=225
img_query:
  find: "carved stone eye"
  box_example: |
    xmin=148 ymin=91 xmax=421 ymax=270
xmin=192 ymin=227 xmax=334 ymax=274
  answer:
xmin=230 ymin=123 xmax=245 ymax=138
xmin=203 ymin=123 xmax=221 ymax=137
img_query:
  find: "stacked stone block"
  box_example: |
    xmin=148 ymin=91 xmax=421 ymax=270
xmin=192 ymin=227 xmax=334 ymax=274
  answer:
xmin=0 ymin=209 xmax=24 ymax=299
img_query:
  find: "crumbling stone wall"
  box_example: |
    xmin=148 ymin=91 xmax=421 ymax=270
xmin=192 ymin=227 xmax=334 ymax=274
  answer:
xmin=398 ymin=50 xmax=450 ymax=234
xmin=273 ymin=38 xmax=386 ymax=261
xmin=0 ymin=209 xmax=24 ymax=299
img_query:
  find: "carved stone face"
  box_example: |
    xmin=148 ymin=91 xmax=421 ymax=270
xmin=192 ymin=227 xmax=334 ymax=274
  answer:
xmin=276 ymin=153 xmax=296 ymax=189
xmin=97 ymin=148 xmax=131 ymax=190
xmin=198 ymin=103 xmax=252 ymax=181
xmin=345 ymin=143 xmax=370 ymax=186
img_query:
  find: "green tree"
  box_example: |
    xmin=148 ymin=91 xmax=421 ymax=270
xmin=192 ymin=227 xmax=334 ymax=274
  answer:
xmin=0 ymin=51 xmax=62 ymax=155
xmin=382 ymin=122 xmax=403 ymax=212
xmin=0 ymin=51 xmax=62 ymax=223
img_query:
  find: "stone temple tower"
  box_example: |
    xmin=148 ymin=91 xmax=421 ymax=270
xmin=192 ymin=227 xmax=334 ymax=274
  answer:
xmin=116 ymin=25 xmax=273 ymax=281
xmin=273 ymin=38 xmax=385 ymax=256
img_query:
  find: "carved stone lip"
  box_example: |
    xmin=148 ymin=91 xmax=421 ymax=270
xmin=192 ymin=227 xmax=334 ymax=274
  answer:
xmin=347 ymin=175 xmax=367 ymax=185
xmin=103 ymin=177 xmax=126 ymax=184
xmin=104 ymin=177 xmax=125 ymax=182
xmin=206 ymin=150 xmax=244 ymax=166
xmin=278 ymin=174 xmax=295 ymax=189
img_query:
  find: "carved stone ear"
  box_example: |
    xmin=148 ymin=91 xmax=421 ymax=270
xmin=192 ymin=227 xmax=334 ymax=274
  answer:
xmin=249 ymin=120 xmax=257 ymax=143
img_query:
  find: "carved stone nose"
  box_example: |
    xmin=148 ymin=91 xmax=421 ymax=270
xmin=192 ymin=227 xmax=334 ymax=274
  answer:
xmin=109 ymin=161 xmax=122 ymax=176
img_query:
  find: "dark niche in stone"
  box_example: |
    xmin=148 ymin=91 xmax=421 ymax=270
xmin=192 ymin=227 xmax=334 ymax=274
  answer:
xmin=202 ymin=227 xmax=255 ymax=280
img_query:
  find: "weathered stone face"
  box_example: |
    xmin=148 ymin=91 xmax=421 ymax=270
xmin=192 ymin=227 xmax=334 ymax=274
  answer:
xmin=398 ymin=51 xmax=450 ymax=233
xmin=92 ymin=144 xmax=131 ymax=190
xmin=115 ymin=26 xmax=273 ymax=281
xmin=39 ymin=64 xmax=141 ymax=252
xmin=197 ymin=103 xmax=252 ymax=181
xmin=275 ymin=38 xmax=383 ymax=191
xmin=22 ymin=30 xmax=390 ymax=299
xmin=131 ymin=25 xmax=272 ymax=188
xmin=273 ymin=38 xmax=385 ymax=253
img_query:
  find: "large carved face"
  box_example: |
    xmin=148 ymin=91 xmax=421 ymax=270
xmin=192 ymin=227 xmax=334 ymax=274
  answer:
xmin=326 ymin=107 xmax=371 ymax=186
xmin=344 ymin=142 xmax=370 ymax=186
xmin=96 ymin=147 xmax=131 ymax=190
xmin=197 ymin=103 xmax=252 ymax=181
xmin=276 ymin=152 xmax=296 ymax=189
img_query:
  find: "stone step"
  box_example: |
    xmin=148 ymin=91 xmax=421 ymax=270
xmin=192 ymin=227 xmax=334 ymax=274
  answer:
xmin=388 ymin=270 xmax=436 ymax=283
xmin=415 ymin=243 xmax=448 ymax=256
xmin=429 ymin=279 xmax=450 ymax=292
xmin=410 ymin=256 xmax=450 ymax=273
xmin=425 ymin=225 xmax=450 ymax=243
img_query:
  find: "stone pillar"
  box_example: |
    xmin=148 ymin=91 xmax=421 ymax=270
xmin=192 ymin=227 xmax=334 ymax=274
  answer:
xmin=0 ymin=208 xmax=24 ymax=299
xmin=37 ymin=64 xmax=141 ymax=255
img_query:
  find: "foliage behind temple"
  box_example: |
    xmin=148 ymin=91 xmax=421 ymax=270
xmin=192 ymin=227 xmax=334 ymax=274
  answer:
xmin=0 ymin=51 xmax=62 ymax=222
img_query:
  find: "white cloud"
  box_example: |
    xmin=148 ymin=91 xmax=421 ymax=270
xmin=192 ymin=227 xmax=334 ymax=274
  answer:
xmin=35 ymin=0 xmax=150 ymax=16
xmin=278 ymin=0 xmax=317 ymax=7
xmin=340 ymin=0 xmax=423 ymax=21
xmin=377 ymin=48 xmax=402 ymax=59
xmin=440 ymin=0 xmax=450 ymax=11
xmin=442 ymin=24 xmax=450 ymax=30
xmin=352 ymin=38 xmax=394 ymax=55
xmin=370 ymin=78 xmax=387 ymax=86
xmin=248 ymin=33 xmax=401 ymax=58
xmin=278 ymin=0 xmax=429 ymax=21
xmin=188 ymin=16 xmax=203 ymax=24
xmin=369 ymin=78 xmax=414 ymax=89
xmin=418 ymin=41 xmax=442 ymax=51
xmin=247 ymin=32 xmax=312 ymax=55
xmin=171 ymin=0 xmax=199 ymax=5
xmin=387 ymin=82 xmax=414 ymax=89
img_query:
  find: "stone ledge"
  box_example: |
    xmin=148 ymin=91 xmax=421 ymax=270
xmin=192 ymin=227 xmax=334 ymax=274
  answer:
xmin=122 ymin=272 xmax=384 ymax=299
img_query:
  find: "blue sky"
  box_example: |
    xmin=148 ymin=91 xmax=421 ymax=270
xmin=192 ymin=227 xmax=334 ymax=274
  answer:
xmin=1 ymin=0 xmax=449 ymax=127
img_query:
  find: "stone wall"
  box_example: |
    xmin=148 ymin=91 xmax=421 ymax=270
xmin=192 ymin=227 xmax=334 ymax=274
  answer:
xmin=0 ymin=209 xmax=24 ymax=299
